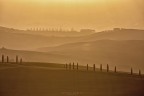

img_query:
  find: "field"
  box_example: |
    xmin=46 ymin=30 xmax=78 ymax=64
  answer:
xmin=0 ymin=62 xmax=144 ymax=96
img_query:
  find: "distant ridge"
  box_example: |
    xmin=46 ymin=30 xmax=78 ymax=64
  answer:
xmin=85 ymin=28 xmax=144 ymax=41
xmin=1 ymin=26 xmax=144 ymax=49
xmin=0 ymin=26 xmax=95 ymax=37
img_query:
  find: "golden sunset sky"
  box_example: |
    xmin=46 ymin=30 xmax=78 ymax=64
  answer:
xmin=0 ymin=0 xmax=144 ymax=31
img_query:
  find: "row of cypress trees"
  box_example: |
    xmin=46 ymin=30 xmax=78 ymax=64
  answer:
xmin=65 ymin=63 xmax=142 ymax=76
xmin=1 ymin=55 xmax=22 ymax=63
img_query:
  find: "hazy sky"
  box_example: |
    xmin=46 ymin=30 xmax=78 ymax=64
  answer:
xmin=0 ymin=0 xmax=144 ymax=31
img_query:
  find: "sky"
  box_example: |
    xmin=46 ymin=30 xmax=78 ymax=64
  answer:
xmin=0 ymin=0 xmax=144 ymax=31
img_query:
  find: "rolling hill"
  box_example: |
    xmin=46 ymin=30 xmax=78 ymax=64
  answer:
xmin=0 ymin=27 xmax=79 ymax=50
xmin=1 ymin=26 xmax=144 ymax=50
xmin=0 ymin=48 xmax=71 ymax=64
xmin=37 ymin=40 xmax=144 ymax=72
xmin=85 ymin=28 xmax=144 ymax=41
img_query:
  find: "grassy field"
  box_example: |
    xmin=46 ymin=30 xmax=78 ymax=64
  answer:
xmin=0 ymin=63 xmax=144 ymax=96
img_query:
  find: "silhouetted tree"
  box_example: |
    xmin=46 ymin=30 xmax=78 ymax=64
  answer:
xmin=16 ymin=55 xmax=18 ymax=63
xmin=131 ymin=68 xmax=133 ymax=75
xmin=93 ymin=64 xmax=95 ymax=71
xmin=20 ymin=58 xmax=22 ymax=64
xmin=115 ymin=66 xmax=117 ymax=73
xmin=100 ymin=64 xmax=102 ymax=71
xmin=66 ymin=63 xmax=68 ymax=69
xmin=73 ymin=62 xmax=75 ymax=70
xmin=107 ymin=64 xmax=109 ymax=72
xmin=139 ymin=69 xmax=141 ymax=76
xmin=69 ymin=63 xmax=71 ymax=70
xmin=7 ymin=56 xmax=9 ymax=63
xmin=87 ymin=64 xmax=89 ymax=71
xmin=77 ymin=63 xmax=79 ymax=70
xmin=2 ymin=54 xmax=4 ymax=63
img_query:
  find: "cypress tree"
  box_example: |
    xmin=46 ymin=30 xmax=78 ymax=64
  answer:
xmin=73 ymin=62 xmax=75 ymax=70
xmin=16 ymin=55 xmax=18 ymax=63
xmin=87 ymin=64 xmax=89 ymax=71
xmin=7 ymin=56 xmax=9 ymax=63
xmin=93 ymin=64 xmax=95 ymax=71
xmin=69 ymin=63 xmax=71 ymax=70
xmin=2 ymin=54 xmax=4 ymax=63
xmin=131 ymin=68 xmax=133 ymax=75
xmin=107 ymin=64 xmax=109 ymax=72
xmin=139 ymin=69 xmax=141 ymax=76
xmin=66 ymin=63 xmax=68 ymax=69
xmin=20 ymin=58 xmax=22 ymax=64
xmin=115 ymin=66 xmax=117 ymax=73
xmin=100 ymin=64 xmax=102 ymax=71
xmin=77 ymin=63 xmax=78 ymax=70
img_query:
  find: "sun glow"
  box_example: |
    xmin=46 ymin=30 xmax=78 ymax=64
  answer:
xmin=1 ymin=0 xmax=144 ymax=30
xmin=8 ymin=0 xmax=107 ymax=3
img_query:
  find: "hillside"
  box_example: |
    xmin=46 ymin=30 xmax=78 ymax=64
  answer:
xmin=0 ymin=48 xmax=71 ymax=64
xmin=0 ymin=63 xmax=144 ymax=96
xmin=0 ymin=29 xmax=79 ymax=50
xmin=1 ymin=26 xmax=144 ymax=50
xmin=84 ymin=28 xmax=144 ymax=41
xmin=37 ymin=40 xmax=144 ymax=72
xmin=1 ymin=40 xmax=144 ymax=72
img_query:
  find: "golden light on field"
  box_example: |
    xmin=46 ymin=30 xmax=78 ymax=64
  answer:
xmin=0 ymin=0 xmax=144 ymax=30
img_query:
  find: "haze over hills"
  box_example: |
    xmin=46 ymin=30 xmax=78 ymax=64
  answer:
xmin=0 ymin=26 xmax=80 ymax=50
xmin=1 ymin=1 xmax=144 ymax=95
xmin=37 ymin=40 xmax=144 ymax=72
xmin=1 ymin=40 xmax=144 ymax=72
xmin=0 ymin=47 xmax=70 ymax=64
xmin=85 ymin=28 xmax=144 ymax=41
xmin=0 ymin=26 xmax=95 ymax=37
xmin=1 ymin=26 xmax=144 ymax=50
xmin=1 ymin=26 xmax=144 ymax=72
